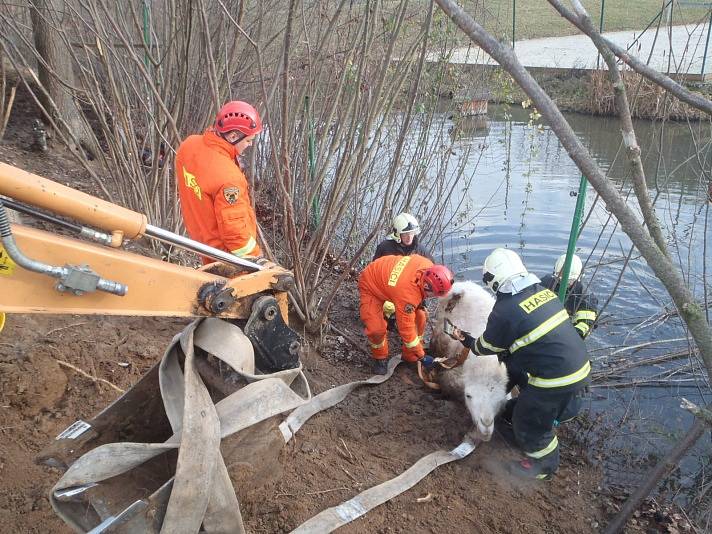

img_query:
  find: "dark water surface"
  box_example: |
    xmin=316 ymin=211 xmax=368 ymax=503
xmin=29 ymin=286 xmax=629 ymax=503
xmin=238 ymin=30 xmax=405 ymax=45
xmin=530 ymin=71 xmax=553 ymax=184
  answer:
xmin=431 ymin=105 xmax=711 ymax=498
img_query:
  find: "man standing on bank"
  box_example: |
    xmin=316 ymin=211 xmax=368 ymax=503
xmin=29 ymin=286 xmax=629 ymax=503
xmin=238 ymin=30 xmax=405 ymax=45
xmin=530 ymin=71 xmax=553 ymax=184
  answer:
xmin=175 ymin=101 xmax=263 ymax=263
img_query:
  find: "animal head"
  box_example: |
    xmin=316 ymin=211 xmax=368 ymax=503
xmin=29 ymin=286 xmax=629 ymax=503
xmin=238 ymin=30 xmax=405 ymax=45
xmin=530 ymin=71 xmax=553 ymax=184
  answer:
xmin=431 ymin=281 xmax=495 ymax=360
xmin=462 ymin=357 xmax=509 ymax=441
xmin=464 ymin=385 xmax=501 ymax=441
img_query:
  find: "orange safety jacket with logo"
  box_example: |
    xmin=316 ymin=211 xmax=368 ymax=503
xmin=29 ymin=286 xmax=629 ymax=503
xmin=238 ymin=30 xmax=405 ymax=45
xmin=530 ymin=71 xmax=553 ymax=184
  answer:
xmin=358 ymin=254 xmax=433 ymax=358
xmin=175 ymin=129 xmax=261 ymax=263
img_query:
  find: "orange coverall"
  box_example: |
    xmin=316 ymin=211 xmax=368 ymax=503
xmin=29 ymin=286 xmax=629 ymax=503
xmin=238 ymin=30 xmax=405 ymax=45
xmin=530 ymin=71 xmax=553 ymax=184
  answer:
xmin=175 ymin=129 xmax=261 ymax=263
xmin=358 ymin=254 xmax=432 ymax=362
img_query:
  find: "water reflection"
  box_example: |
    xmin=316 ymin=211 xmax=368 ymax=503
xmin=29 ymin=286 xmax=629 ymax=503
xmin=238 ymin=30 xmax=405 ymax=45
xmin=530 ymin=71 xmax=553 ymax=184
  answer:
xmin=428 ymin=105 xmax=711 ymax=494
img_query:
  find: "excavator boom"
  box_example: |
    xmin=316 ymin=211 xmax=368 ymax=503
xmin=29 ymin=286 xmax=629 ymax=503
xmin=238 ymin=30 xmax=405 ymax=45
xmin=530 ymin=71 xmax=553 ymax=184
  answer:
xmin=0 ymin=162 xmax=292 ymax=321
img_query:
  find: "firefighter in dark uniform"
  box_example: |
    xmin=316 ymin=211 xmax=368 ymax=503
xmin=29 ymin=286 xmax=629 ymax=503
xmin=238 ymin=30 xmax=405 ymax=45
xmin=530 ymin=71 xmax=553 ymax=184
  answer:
xmin=373 ymin=212 xmax=432 ymax=261
xmin=540 ymin=254 xmax=598 ymax=339
xmin=373 ymin=213 xmax=433 ymax=329
xmin=452 ymin=248 xmax=590 ymax=480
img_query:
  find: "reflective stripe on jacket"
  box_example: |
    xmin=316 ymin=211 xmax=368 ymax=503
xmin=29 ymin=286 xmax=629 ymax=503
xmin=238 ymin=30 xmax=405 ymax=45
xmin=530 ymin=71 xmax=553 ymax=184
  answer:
xmin=540 ymin=274 xmax=598 ymax=339
xmin=473 ymin=283 xmax=590 ymax=392
xmin=175 ymin=130 xmax=261 ymax=263
xmin=358 ymin=254 xmax=433 ymax=358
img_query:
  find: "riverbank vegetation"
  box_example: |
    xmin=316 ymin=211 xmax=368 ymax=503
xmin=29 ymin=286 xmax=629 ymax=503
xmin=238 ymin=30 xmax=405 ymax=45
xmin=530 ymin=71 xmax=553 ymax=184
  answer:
xmin=0 ymin=0 xmax=711 ymax=531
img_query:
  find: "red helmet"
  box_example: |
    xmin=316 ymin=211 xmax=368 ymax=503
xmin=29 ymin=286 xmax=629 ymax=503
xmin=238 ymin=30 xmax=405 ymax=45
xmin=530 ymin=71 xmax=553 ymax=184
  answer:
xmin=421 ymin=265 xmax=454 ymax=297
xmin=215 ymin=101 xmax=263 ymax=136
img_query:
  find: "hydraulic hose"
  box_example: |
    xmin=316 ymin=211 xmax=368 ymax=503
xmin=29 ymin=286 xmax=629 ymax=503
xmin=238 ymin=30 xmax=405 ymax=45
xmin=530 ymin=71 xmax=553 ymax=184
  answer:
xmin=0 ymin=199 xmax=127 ymax=296
xmin=0 ymin=197 xmax=113 ymax=246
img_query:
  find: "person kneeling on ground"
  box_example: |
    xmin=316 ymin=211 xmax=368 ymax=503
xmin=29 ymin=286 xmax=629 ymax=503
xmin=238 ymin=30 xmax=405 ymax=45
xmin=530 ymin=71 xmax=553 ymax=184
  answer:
xmin=540 ymin=254 xmax=598 ymax=339
xmin=373 ymin=212 xmax=433 ymax=331
xmin=359 ymin=254 xmax=453 ymax=375
xmin=450 ymin=248 xmax=590 ymax=481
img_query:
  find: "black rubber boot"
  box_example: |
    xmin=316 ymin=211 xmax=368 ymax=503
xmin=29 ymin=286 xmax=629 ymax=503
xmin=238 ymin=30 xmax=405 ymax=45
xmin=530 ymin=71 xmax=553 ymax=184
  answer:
xmin=509 ymin=457 xmax=556 ymax=481
xmin=371 ymin=358 xmax=389 ymax=375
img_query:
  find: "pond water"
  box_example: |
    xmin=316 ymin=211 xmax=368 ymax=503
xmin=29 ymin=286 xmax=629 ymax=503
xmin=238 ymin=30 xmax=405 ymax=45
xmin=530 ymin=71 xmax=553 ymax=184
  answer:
xmin=430 ymin=105 xmax=711 ymax=497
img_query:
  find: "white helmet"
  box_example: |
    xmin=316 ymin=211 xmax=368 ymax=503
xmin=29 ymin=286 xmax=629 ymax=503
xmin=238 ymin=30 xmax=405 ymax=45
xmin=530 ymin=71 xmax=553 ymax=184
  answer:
xmin=482 ymin=248 xmax=528 ymax=292
xmin=554 ymin=254 xmax=583 ymax=284
xmin=390 ymin=212 xmax=421 ymax=243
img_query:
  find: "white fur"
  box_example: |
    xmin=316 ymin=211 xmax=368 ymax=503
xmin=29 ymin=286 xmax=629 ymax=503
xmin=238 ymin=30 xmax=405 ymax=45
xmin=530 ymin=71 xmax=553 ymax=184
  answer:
xmin=432 ymin=281 xmax=508 ymax=441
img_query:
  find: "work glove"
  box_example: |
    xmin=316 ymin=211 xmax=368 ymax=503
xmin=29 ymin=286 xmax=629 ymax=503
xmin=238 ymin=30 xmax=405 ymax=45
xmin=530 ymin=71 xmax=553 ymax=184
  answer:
xmin=420 ymin=355 xmax=435 ymax=369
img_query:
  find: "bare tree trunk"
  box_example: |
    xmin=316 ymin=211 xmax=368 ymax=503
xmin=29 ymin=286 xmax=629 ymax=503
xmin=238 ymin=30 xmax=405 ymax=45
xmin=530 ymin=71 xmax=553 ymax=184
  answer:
xmin=432 ymin=0 xmax=712 ymax=529
xmin=432 ymin=0 xmax=712 ymax=384
xmin=29 ymin=0 xmax=97 ymax=156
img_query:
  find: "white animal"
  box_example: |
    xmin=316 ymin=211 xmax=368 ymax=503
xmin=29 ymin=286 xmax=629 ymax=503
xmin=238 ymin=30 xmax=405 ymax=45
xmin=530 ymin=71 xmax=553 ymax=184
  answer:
xmin=431 ymin=281 xmax=509 ymax=441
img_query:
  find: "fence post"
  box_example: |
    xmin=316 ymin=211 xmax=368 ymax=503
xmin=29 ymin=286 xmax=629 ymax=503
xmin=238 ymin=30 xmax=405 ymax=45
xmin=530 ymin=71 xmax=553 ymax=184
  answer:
xmin=512 ymin=0 xmax=516 ymax=49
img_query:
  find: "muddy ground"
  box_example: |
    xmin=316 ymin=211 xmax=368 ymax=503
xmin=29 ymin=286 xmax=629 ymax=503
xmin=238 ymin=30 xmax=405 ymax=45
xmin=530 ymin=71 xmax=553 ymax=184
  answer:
xmin=0 ymin=90 xmax=689 ymax=533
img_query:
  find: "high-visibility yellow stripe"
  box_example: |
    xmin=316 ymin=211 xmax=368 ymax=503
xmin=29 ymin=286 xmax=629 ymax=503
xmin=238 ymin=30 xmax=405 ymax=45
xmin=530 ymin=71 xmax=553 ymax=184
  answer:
xmin=478 ymin=335 xmax=506 ymax=353
xmin=526 ymin=435 xmax=559 ymax=459
xmin=574 ymin=310 xmax=597 ymax=322
xmin=387 ymin=256 xmax=411 ymax=287
xmin=183 ymin=167 xmax=202 ymax=200
xmin=231 ymin=236 xmax=257 ymax=257
xmin=575 ymin=322 xmax=590 ymax=336
xmin=0 ymin=312 xmax=5 ymax=333
xmin=370 ymin=337 xmax=386 ymax=349
xmin=509 ymin=309 xmax=569 ymax=353
xmin=404 ymin=336 xmax=420 ymax=348
xmin=528 ymin=361 xmax=591 ymax=388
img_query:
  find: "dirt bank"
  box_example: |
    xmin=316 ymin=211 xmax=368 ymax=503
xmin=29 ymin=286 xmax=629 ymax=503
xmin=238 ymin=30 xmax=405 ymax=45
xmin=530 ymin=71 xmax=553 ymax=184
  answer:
xmin=0 ymin=87 xmax=689 ymax=533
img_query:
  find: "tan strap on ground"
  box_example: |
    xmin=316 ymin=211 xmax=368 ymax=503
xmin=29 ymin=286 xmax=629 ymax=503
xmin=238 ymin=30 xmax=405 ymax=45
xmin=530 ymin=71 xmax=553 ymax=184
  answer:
xmin=50 ymin=318 xmax=310 ymax=533
xmin=290 ymin=440 xmax=477 ymax=533
xmin=279 ymin=357 xmax=401 ymax=442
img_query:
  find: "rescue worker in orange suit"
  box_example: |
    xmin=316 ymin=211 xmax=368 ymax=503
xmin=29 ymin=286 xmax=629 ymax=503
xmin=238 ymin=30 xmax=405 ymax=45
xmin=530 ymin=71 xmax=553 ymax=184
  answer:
xmin=359 ymin=254 xmax=454 ymax=375
xmin=373 ymin=212 xmax=433 ymax=331
xmin=175 ymin=101 xmax=263 ymax=263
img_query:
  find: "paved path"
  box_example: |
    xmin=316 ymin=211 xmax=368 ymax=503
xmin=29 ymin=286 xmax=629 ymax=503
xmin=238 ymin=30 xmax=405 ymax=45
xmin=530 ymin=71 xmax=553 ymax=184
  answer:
xmin=447 ymin=24 xmax=712 ymax=77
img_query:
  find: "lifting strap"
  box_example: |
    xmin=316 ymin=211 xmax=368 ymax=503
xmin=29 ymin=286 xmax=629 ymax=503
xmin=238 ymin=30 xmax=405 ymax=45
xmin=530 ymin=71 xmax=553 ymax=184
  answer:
xmin=417 ymin=345 xmax=471 ymax=391
xmin=50 ymin=318 xmax=311 ymax=534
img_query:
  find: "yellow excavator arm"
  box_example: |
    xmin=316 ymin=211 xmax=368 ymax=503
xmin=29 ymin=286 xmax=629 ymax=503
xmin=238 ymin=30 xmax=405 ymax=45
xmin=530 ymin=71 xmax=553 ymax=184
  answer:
xmin=0 ymin=162 xmax=292 ymax=320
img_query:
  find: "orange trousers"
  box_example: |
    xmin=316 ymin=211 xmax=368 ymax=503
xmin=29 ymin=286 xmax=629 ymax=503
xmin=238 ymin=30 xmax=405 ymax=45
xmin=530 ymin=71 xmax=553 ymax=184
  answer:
xmin=359 ymin=290 xmax=427 ymax=362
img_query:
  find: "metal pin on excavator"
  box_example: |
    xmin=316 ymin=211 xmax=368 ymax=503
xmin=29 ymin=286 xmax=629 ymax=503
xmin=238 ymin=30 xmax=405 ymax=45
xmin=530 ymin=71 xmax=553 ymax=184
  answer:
xmin=0 ymin=162 xmax=307 ymax=532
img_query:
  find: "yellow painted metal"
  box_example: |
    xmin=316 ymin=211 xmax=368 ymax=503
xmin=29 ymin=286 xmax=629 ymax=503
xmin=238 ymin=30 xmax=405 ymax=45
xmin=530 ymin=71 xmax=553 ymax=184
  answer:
xmin=0 ymin=162 xmax=147 ymax=239
xmin=0 ymin=225 xmax=288 ymax=319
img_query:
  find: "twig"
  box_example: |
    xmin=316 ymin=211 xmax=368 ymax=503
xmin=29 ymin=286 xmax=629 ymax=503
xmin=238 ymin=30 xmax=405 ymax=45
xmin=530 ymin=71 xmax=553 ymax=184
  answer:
xmin=327 ymin=323 xmax=370 ymax=358
xmin=680 ymin=398 xmax=712 ymax=428
xmin=340 ymin=465 xmax=359 ymax=484
xmin=44 ymin=322 xmax=88 ymax=338
xmin=339 ymin=437 xmax=354 ymax=460
xmin=603 ymin=419 xmax=707 ymax=534
xmin=54 ymin=358 xmax=124 ymax=394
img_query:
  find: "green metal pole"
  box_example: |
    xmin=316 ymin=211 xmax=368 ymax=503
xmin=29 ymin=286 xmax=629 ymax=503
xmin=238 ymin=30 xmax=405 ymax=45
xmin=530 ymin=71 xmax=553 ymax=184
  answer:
xmin=596 ymin=0 xmax=605 ymax=69
xmin=512 ymin=0 xmax=516 ymax=49
xmin=142 ymin=0 xmax=150 ymax=68
xmin=558 ymin=174 xmax=588 ymax=303
xmin=702 ymin=8 xmax=712 ymax=78
xmin=305 ymin=96 xmax=319 ymax=229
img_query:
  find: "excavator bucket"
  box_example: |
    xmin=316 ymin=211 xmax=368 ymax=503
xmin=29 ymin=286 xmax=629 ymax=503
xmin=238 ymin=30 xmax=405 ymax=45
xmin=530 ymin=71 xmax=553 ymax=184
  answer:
xmin=38 ymin=317 xmax=311 ymax=533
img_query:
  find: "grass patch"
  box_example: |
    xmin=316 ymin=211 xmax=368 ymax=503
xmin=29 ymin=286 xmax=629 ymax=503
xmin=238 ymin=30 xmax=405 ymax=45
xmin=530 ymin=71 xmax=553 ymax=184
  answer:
xmin=431 ymin=0 xmax=711 ymax=43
